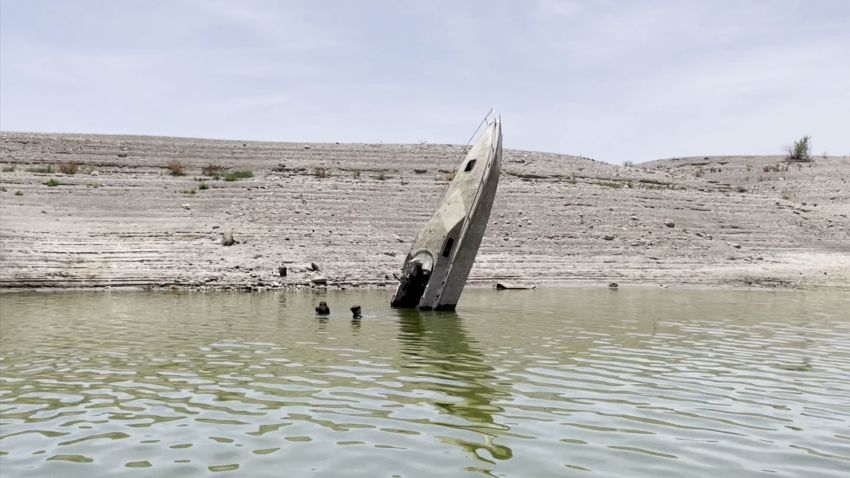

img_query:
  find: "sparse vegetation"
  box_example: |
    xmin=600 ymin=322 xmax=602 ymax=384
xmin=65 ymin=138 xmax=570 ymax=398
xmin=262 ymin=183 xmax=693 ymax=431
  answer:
xmin=15 ymin=191 xmax=23 ymax=196
xmin=28 ymin=165 xmax=55 ymax=174
xmin=694 ymin=167 xmax=705 ymax=178
xmin=313 ymin=167 xmax=330 ymax=178
xmin=439 ymin=171 xmax=456 ymax=182
xmin=375 ymin=172 xmax=387 ymax=181
xmin=352 ymin=170 xmax=361 ymax=179
xmin=59 ymin=161 xmax=80 ymax=174
xmin=45 ymin=178 xmax=60 ymax=187
xmin=182 ymin=189 xmax=197 ymax=195
xmin=202 ymin=164 xmax=225 ymax=177
xmin=198 ymin=182 xmax=209 ymax=190
xmin=786 ymin=135 xmax=812 ymax=162
xmin=223 ymin=170 xmax=253 ymax=181
xmin=623 ymin=161 xmax=634 ymax=168
xmin=2 ymin=165 xmax=16 ymax=172
xmin=167 ymin=160 xmax=186 ymax=176
xmin=763 ymin=163 xmax=788 ymax=173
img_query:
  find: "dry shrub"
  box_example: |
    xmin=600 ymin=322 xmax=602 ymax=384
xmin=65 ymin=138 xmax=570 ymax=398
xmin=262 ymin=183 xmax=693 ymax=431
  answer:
xmin=693 ymin=167 xmax=705 ymax=178
xmin=313 ymin=167 xmax=330 ymax=178
xmin=202 ymin=164 xmax=225 ymax=176
xmin=167 ymin=160 xmax=185 ymax=176
xmin=59 ymin=161 xmax=80 ymax=174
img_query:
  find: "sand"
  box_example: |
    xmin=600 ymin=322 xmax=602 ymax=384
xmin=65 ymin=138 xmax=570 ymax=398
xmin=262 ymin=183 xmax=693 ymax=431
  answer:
xmin=1 ymin=132 xmax=848 ymax=291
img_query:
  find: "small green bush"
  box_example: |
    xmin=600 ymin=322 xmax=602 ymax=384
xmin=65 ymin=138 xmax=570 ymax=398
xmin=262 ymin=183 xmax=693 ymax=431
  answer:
xmin=28 ymin=165 xmax=55 ymax=174
xmin=45 ymin=178 xmax=60 ymax=187
xmin=223 ymin=170 xmax=253 ymax=181
xmin=2 ymin=165 xmax=16 ymax=172
xmin=15 ymin=191 xmax=23 ymax=196
xmin=787 ymin=135 xmax=812 ymax=161
xmin=198 ymin=182 xmax=209 ymax=190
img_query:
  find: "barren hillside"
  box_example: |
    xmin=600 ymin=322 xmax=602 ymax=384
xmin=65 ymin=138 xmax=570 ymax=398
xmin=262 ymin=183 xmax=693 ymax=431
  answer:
xmin=1 ymin=132 xmax=848 ymax=290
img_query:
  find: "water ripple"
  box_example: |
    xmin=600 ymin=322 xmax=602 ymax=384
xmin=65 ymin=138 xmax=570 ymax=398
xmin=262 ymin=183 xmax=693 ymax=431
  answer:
xmin=1 ymin=289 xmax=848 ymax=477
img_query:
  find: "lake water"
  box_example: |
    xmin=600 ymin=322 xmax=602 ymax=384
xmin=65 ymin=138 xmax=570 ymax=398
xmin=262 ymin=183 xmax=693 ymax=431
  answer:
xmin=1 ymin=288 xmax=848 ymax=477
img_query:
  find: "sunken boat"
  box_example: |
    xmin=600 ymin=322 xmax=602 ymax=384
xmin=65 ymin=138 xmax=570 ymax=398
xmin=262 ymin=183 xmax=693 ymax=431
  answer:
xmin=391 ymin=115 xmax=502 ymax=311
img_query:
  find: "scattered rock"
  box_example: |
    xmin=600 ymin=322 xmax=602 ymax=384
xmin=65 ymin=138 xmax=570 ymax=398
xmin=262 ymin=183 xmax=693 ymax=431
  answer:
xmin=664 ymin=221 xmax=675 ymax=228
xmin=278 ymin=266 xmax=287 ymax=277
xmin=181 ymin=204 xmax=191 ymax=210
xmin=90 ymin=170 xmax=99 ymax=176
xmin=731 ymin=243 xmax=742 ymax=249
xmin=603 ymin=235 xmax=615 ymax=241
xmin=315 ymin=301 xmax=330 ymax=314
xmin=309 ymin=262 xmax=319 ymax=272
xmin=608 ymin=282 xmax=619 ymax=288
xmin=413 ymin=169 xmax=427 ymax=174
xmin=496 ymin=282 xmax=536 ymax=290
xmin=311 ymin=276 xmax=328 ymax=286
xmin=221 ymin=231 xmax=238 ymax=246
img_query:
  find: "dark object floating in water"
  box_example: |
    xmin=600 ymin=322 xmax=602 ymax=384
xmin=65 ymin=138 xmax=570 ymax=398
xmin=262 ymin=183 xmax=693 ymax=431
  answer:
xmin=495 ymin=282 xmax=536 ymax=290
xmin=315 ymin=301 xmax=330 ymax=315
xmin=391 ymin=114 xmax=502 ymax=311
xmin=608 ymin=282 xmax=619 ymax=289
xmin=350 ymin=305 xmax=362 ymax=318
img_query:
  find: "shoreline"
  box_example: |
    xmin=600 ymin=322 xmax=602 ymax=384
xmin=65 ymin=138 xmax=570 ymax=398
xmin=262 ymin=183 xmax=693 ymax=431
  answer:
xmin=2 ymin=132 xmax=849 ymax=291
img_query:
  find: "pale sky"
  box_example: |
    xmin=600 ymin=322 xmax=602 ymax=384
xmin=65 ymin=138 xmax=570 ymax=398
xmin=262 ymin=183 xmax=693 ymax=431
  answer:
xmin=1 ymin=0 xmax=848 ymax=163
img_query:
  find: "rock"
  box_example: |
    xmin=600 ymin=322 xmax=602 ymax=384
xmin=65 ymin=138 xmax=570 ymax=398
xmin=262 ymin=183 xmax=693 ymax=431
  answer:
xmin=221 ymin=231 xmax=238 ymax=246
xmin=413 ymin=169 xmax=427 ymax=174
xmin=350 ymin=305 xmax=362 ymax=318
xmin=608 ymin=282 xmax=619 ymax=288
xmin=664 ymin=221 xmax=675 ymax=228
xmin=181 ymin=204 xmax=191 ymax=210
xmin=392 ymin=233 xmax=403 ymax=242
xmin=278 ymin=266 xmax=287 ymax=277
xmin=309 ymin=262 xmax=319 ymax=272
xmin=311 ymin=276 xmax=328 ymax=285
xmin=315 ymin=301 xmax=330 ymax=315
xmin=731 ymin=243 xmax=742 ymax=249
xmin=383 ymin=251 xmax=397 ymax=257
xmin=629 ymin=215 xmax=639 ymax=221
xmin=603 ymin=235 xmax=615 ymax=241
xmin=495 ymin=282 xmax=536 ymax=290
xmin=90 ymin=170 xmax=99 ymax=176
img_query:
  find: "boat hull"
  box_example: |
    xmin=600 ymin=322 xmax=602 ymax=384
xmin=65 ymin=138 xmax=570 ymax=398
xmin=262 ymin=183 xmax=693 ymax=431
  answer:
xmin=391 ymin=118 xmax=502 ymax=310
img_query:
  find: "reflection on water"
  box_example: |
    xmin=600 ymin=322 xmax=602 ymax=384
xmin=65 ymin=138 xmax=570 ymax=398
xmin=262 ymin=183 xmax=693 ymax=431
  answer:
xmin=397 ymin=310 xmax=512 ymax=463
xmin=0 ymin=288 xmax=849 ymax=477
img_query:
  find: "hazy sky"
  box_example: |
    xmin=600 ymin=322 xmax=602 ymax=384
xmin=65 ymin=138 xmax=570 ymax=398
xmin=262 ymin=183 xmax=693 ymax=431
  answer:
xmin=1 ymin=0 xmax=848 ymax=163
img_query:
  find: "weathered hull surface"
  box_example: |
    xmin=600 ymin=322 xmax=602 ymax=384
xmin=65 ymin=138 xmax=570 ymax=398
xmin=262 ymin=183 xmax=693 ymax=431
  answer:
xmin=391 ymin=118 xmax=502 ymax=310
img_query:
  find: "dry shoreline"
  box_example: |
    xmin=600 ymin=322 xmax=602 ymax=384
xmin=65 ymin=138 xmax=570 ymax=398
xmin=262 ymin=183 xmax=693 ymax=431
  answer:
xmin=1 ymin=132 xmax=848 ymax=292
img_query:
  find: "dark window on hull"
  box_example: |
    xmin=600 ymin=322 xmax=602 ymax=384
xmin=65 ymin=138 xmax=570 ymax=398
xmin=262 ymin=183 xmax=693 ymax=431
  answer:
xmin=464 ymin=159 xmax=477 ymax=172
xmin=442 ymin=238 xmax=455 ymax=257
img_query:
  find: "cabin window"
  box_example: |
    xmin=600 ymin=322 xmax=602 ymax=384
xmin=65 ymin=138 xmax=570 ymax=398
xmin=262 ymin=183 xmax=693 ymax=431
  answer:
xmin=464 ymin=159 xmax=476 ymax=172
xmin=442 ymin=238 xmax=455 ymax=257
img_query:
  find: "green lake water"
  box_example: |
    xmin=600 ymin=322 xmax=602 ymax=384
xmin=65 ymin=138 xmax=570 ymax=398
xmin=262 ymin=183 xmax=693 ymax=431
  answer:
xmin=1 ymin=288 xmax=848 ymax=477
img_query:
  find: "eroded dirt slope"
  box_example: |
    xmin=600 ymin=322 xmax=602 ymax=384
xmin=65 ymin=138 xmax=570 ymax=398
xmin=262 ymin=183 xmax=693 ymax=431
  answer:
xmin=1 ymin=132 xmax=848 ymax=290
